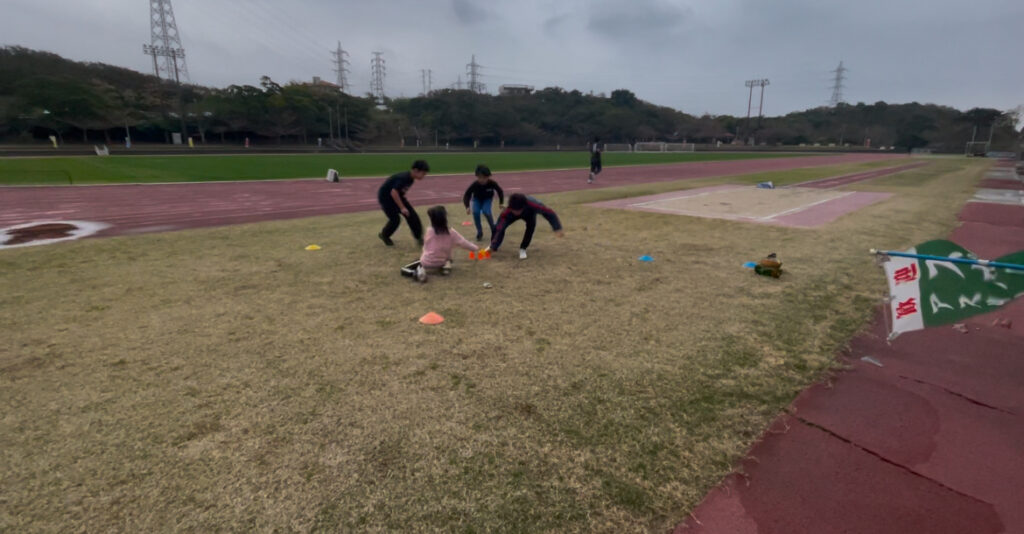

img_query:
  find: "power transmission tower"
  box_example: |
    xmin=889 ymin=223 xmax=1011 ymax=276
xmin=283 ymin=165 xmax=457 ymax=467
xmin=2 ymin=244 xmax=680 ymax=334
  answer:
xmin=332 ymin=42 xmax=350 ymax=92
xmin=370 ymin=52 xmax=386 ymax=106
xmin=829 ymin=61 xmax=847 ymax=107
xmin=143 ymin=0 xmax=189 ymax=83
xmin=455 ymin=75 xmax=463 ymax=90
xmin=466 ymin=55 xmax=485 ymax=93
xmin=420 ymin=69 xmax=433 ymax=96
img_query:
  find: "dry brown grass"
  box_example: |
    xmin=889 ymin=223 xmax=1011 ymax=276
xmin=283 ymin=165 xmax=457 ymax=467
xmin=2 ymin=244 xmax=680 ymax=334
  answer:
xmin=0 ymin=158 xmax=986 ymax=533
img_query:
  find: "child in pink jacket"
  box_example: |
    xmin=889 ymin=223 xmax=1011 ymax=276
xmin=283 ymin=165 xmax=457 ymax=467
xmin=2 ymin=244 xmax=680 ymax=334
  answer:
xmin=400 ymin=206 xmax=478 ymax=283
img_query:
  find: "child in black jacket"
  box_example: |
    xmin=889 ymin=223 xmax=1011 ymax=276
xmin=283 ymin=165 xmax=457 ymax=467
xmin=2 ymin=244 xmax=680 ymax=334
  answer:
xmin=462 ymin=164 xmax=505 ymax=242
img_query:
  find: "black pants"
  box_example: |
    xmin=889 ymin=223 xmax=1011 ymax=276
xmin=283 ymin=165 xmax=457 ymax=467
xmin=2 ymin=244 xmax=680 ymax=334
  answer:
xmin=380 ymin=195 xmax=423 ymax=241
xmin=517 ymin=212 xmax=538 ymax=249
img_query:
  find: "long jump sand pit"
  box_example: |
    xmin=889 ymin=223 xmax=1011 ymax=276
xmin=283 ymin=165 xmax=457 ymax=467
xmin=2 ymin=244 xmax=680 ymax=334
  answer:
xmin=590 ymin=185 xmax=892 ymax=227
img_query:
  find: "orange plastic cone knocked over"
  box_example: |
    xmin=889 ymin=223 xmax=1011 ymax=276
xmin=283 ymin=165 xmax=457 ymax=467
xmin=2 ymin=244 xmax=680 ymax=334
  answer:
xmin=419 ymin=312 xmax=445 ymax=325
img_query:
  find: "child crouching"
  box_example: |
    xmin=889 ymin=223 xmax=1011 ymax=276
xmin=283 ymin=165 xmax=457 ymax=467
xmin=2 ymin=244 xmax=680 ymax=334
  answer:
xmin=400 ymin=206 xmax=479 ymax=283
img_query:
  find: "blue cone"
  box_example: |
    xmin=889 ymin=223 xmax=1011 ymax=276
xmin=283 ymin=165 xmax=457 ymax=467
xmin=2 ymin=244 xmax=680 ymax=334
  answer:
xmin=639 ymin=255 xmax=654 ymax=262
xmin=743 ymin=261 xmax=757 ymax=268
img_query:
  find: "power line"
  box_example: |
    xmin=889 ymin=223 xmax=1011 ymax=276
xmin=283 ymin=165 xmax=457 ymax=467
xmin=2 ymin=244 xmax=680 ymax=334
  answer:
xmin=249 ymin=0 xmax=333 ymax=56
xmin=214 ymin=0 xmax=331 ymax=77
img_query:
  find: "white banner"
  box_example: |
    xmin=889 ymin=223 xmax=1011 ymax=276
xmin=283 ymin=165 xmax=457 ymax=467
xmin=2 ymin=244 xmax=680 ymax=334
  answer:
xmin=883 ymin=247 xmax=925 ymax=337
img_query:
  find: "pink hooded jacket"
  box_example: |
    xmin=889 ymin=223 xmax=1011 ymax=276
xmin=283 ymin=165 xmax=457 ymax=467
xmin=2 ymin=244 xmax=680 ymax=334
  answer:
xmin=420 ymin=227 xmax=478 ymax=268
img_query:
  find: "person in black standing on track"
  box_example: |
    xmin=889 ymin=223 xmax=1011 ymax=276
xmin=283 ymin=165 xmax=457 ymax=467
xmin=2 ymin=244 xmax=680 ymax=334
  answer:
xmin=378 ymin=159 xmax=430 ymax=247
xmin=588 ymin=137 xmax=602 ymax=184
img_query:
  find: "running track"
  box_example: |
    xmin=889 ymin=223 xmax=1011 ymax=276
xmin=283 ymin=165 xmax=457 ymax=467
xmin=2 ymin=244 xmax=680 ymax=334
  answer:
xmin=676 ymin=159 xmax=1024 ymax=533
xmin=0 ymin=153 xmax=906 ymax=239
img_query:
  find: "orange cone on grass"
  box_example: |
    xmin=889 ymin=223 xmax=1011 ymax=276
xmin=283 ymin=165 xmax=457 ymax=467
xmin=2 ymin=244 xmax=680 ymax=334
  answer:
xmin=419 ymin=312 xmax=445 ymax=325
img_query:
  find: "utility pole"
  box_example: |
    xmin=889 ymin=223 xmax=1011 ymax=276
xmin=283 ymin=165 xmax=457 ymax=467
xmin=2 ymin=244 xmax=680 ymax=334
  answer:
xmin=327 ymin=108 xmax=333 ymax=141
xmin=466 ymin=55 xmax=485 ymax=93
xmin=370 ymin=52 xmax=386 ymax=106
xmin=343 ymin=106 xmax=349 ymax=142
xmin=332 ymin=42 xmax=350 ymax=92
xmin=829 ymin=61 xmax=847 ymax=107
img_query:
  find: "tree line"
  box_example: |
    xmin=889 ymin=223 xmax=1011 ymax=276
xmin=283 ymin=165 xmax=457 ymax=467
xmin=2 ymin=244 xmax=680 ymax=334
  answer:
xmin=1 ymin=46 xmax=1019 ymax=151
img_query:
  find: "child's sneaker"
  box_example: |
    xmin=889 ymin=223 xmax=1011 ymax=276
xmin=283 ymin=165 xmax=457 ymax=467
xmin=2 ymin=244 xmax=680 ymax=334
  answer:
xmin=475 ymin=234 xmax=482 ymax=241
xmin=441 ymin=260 xmax=453 ymax=275
xmin=519 ymin=248 xmax=528 ymax=260
xmin=379 ymin=232 xmax=394 ymax=246
xmin=415 ymin=265 xmax=427 ymax=283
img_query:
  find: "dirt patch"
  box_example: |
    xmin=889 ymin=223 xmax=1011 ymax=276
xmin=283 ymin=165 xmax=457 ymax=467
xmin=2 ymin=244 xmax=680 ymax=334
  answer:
xmin=3 ymin=223 xmax=79 ymax=245
xmin=637 ymin=187 xmax=848 ymax=219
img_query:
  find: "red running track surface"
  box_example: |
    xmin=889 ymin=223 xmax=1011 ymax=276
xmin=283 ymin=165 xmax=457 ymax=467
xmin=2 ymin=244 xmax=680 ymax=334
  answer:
xmin=0 ymin=153 xmax=904 ymax=238
xmin=676 ymin=164 xmax=1024 ymax=534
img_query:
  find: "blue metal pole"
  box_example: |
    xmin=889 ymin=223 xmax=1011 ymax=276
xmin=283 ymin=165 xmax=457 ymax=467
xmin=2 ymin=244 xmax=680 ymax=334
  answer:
xmin=870 ymin=249 xmax=1024 ymax=272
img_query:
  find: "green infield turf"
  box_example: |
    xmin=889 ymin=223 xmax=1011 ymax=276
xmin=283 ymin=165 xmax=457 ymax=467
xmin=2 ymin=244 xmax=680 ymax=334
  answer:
xmin=0 ymin=151 xmax=807 ymax=185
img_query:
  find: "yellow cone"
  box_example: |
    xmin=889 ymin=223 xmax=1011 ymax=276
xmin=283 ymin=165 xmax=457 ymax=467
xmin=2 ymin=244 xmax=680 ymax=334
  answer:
xmin=305 ymin=244 xmax=321 ymax=251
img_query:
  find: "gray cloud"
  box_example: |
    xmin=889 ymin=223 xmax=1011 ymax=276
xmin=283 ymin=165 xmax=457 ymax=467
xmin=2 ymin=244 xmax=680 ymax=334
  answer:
xmin=0 ymin=0 xmax=1021 ymax=116
xmin=452 ymin=0 xmax=489 ymax=24
xmin=542 ymin=13 xmax=571 ymax=37
xmin=587 ymin=0 xmax=693 ymax=43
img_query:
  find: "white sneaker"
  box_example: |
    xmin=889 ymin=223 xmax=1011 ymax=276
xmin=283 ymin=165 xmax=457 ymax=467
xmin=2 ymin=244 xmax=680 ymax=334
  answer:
xmin=518 ymin=249 xmax=528 ymax=260
xmin=415 ymin=265 xmax=427 ymax=282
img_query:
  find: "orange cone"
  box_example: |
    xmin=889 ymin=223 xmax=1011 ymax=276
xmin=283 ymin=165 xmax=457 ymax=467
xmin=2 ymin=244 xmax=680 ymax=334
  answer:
xmin=418 ymin=312 xmax=445 ymax=325
xmin=469 ymin=251 xmax=476 ymax=260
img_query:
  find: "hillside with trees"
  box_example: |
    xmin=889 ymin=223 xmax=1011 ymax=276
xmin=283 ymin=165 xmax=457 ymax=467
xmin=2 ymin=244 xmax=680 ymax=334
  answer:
xmin=1 ymin=46 xmax=1019 ymax=152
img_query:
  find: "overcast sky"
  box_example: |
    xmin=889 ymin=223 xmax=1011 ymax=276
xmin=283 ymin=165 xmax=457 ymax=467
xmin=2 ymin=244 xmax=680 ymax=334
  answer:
xmin=3 ymin=0 xmax=1022 ymax=117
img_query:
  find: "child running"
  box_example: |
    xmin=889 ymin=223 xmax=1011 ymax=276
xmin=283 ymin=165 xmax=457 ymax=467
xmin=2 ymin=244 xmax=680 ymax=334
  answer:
xmin=400 ymin=206 xmax=479 ymax=283
xmin=462 ymin=164 xmax=505 ymax=242
xmin=486 ymin=193 xmax=563 ymax=260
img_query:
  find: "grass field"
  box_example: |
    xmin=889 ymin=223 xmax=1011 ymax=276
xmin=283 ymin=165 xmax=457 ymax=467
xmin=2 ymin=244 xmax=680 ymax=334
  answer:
xmin=0 ymin=158 xmax=986 ymax=532
xmin=0 ymin=151 xmax=808 ymax=185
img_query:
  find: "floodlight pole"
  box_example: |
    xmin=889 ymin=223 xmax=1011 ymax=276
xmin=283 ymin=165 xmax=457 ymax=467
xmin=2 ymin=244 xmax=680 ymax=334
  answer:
xmin=756 ymin=79 xmax=769 ymax=129
xmin=744 ymin=80 xmax=756 ymax=144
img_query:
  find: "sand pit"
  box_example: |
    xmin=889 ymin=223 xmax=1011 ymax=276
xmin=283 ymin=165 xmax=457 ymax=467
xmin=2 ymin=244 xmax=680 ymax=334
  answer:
xmin=590 ymin=185 xmax=892 ymax=228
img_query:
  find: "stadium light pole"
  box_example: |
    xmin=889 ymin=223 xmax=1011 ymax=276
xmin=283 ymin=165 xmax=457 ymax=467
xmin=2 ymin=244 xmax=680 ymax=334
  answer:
xmin=756 ymin=79 xmax=769 ymax=130
xmin=744 ymin=80 xmax=757 ymax=144
xmin=143 ymin=44 xmax=188 ymax=143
